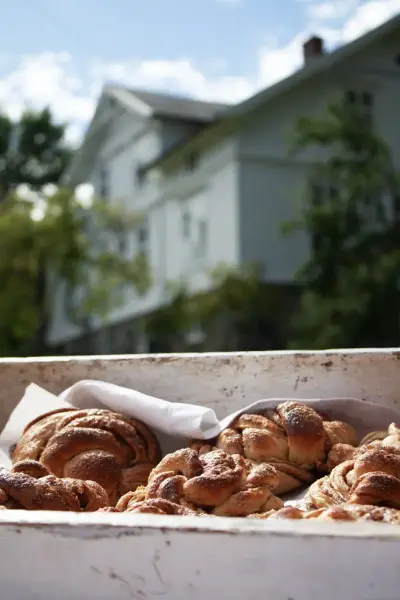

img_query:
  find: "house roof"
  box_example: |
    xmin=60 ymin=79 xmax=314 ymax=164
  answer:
xmin=67 ymin=13 xmax=400 ymax=184
xmin=112 ymin=87 xmax=228 ymax=123
xmin=226 ymin=13 xmax=400 ymax=119
xmin=144 ymin=12 xmax=400 ymax=172
xmin=64 ymin=85 xmax=228 ymax=184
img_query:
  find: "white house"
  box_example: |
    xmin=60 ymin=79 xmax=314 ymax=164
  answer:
xmin=48 ymin=14 xmax=400 ymax=353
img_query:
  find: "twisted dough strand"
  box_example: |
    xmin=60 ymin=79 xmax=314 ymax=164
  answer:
xmin=122 ymin=498 xmax=201 ymax=516
xmin=191 ymin=402 xmax=357 ymax=495
xmin=250 ymin=503 xmax=400 ymax=524
xmin=12 ymin=408 xmax=161 ymax=504
xmin=117 ymin=448 xmax=283 ymax=516
xmin=0 ymin=460 xmax=109 ymax=511
xmin=305 ymin=444 xmax=400 ymax=510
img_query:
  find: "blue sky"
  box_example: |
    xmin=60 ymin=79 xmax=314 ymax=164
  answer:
xmin=0 ymin=0 xmax=399 ymax=143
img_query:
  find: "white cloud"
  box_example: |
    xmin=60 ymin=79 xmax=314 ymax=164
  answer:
xmin=334 ymin=0 xmax=400 ymax=41
xmin=0 ymin=52 xmax=93 ymax=144
xmin=94 ymin=58 xmax=254 ymax=104
xmin=0 ymin=0 xmax=398 ymax=145
xmin=306 ymin=0 xmax=358 ymax=20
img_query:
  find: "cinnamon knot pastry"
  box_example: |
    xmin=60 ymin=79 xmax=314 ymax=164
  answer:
xmin=120 ymin=498 xmax=201 ymax=516
xmin=12 ymin=408 xmax=161 ymax=504
xmin=305 ymin=446 xmax=400 ymax=510
xmin=192 ymin=402 xmax=357 ymax=494
xmin=361 ymin=423 xmax=400 ymax=454
xmin=325 ymin=423 xmax=400 ymax=470
xmin=0 ymin=460 xmax=109 ymax=511
xmin=250 ymin=504 xmax=400 ymax=525
xmin=117 ymin=448 xmax=283 ymax=517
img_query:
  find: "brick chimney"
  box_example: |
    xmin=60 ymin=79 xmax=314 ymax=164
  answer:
xmin=303 ymin=36 xmax=324 ymax=63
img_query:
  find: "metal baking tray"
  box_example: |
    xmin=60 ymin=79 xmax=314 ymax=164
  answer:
xmin=0 ymin=349 xmax=399 ymax=600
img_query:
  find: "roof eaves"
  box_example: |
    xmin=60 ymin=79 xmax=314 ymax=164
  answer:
xmin=141 ymin=126 xmax=209 ymax=173
xmin=142 ymin=116 xmax=235 ymax=173
xmin=106 ymin=85 xmax=154 ymax=118
xmin=63 ymin=86 xmax=155 ymax=185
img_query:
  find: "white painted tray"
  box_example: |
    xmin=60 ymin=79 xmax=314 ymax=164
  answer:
xmin=0 ymin=349 xmax=399 ymax=600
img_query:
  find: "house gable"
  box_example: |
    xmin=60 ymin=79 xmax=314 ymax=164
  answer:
xmin=64 ymin=87 xmax=154 ymax=187
xmin=65 ymin=84 xmax=228 ymax=187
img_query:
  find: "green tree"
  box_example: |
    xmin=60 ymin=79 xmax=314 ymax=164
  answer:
xmin=0 ymin=108 xmax=71 ymax=201
xmin=0 ymin=186 xmax=150 ymax=356
xmin=145 ymin=264 xmax=293 ymax=352
xmin=0 ymin=107 xmax=150 ymax=356
xmin=285 ymin=99 xmax=400 ymax=349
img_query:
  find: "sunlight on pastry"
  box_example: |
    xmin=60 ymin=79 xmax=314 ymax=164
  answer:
xmin=11 ymin=407 xmax=161 ymax=505
xmin=2 ymin=401 xmax=400 ymax=524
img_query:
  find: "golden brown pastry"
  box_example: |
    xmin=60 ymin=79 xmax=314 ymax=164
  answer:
xmin=325 ymin=443 xmax=357 ymax=470
xmin=121 ymin=498 xmax=201 ymax=516
xmin=117 ymin=448 xmax=283 ymax=517
xmin=363 ymin=423 xmax=400 ymax=454
xmin=12 ymin=407 xmax=161 ymax=504
xmin=191 ymin=402 xmax=357 ymax=494
xmin=305 ymin=446 xmax=400 ymax=510
xmin=325 ymin=422 xmax=400 ymax=470
xmin=248 ymin=506 xmax=304 ymax=520
xmin=251 ymin=503 xmax=400 ymax=524
xmin=0 ymin=459 xmax=109 ymax=511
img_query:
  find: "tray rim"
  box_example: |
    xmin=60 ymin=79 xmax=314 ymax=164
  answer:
xmin=1 ymin=346 xmax=400 ymax=364
xmin=1 ymin=509 xmax=400 ymax=539
xmin=1 ymin=347 xmax=399 ymax=538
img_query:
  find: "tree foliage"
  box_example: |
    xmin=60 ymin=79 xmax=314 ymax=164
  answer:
xmin=286 ymin=100 xmax=400 ymax=349
xmin=0 ymin=108 xmax=71 ymax=201
xmin=0 ymin=109 xmax=150 ymax=356
xmin=145 ymin=263 xmax=293 ymax=352
xmin=0 ymin=186 xmax=151 ymax=356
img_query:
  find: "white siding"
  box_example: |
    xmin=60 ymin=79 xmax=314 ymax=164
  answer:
xmin=48 ymin=26 xmax=400 ymax=345
xmin=47 ymin=111 xmax=163 ymax=345
xmin=48 ymin=122 xmax=239 ymax=345
xmin=238 ymin=159 xmax=309 ymax=281
xmin=237 ymin=31 xmax=400 ymax=282
xmin=164 ymin=152 xmax=239 ymax=293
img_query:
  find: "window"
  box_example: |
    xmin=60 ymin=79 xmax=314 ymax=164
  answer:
xmin=193 ymin=219 xmax=208 ymax=261
xmin=99 ymin=165 xmax=110 ymax=199
xmin=117 ymin=229 xmax=128 ymax=254
xmin=185 ymin=151 xmax=199 ymax=171
xmin=135 ymin=166 xmax=145 ymax=187
xmin=137 ymin=223 xmax=149 ymax=256
xmin=9 ymin=124 xmax=20 ymax=155
xmin=180 ymin=191 xmax=208 ymax=268
xmin=182 ymin=209 xmax=191 ymax=238
xmin=345 ymin=89 xmax=374 ymax=121
xmin=310 ymin=183 xmax=323 ymax=207
xmin=310 ymin=182 xmax=338 ymax=206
